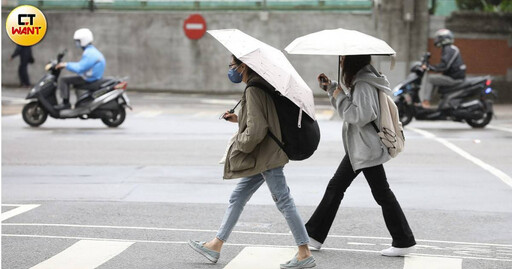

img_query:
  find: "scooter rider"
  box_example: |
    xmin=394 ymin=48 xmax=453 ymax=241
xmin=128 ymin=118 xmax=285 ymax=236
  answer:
xmin=54 ymin=28 xmax=106 ymax=110
xmin=421 ymin=29 xmax=466 ymax=108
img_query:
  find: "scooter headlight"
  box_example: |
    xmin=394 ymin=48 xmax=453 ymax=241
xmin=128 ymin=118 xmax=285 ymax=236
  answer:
xmin=485 ymin=88 xmax=492 ymax=94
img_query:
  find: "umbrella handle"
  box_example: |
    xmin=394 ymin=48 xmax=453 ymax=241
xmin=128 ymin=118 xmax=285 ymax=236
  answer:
xmin=337 ymin=55 xmax=341 ymax=86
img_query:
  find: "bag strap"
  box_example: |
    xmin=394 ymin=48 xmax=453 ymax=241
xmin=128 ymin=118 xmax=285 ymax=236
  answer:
xmin=244 ymin=82 xmax=285 ymax=150
xmin=371 ymin=87 xmax=381 ymax=133
xmin=371 ymin=121 xmax=380 ymax=133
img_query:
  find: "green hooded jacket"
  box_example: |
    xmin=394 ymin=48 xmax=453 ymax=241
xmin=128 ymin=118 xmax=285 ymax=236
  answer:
xmin=223 ymin=73 xmax=289 ymax=179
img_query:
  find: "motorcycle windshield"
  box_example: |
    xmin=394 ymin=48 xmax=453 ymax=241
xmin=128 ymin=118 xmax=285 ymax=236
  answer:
xmin=393 ymin=73 xmax=418 ymax=93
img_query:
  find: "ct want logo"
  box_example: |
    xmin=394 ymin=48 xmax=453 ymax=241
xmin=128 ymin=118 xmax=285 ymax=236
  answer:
xmin=6 ymin=5 xmax=47 ymax=46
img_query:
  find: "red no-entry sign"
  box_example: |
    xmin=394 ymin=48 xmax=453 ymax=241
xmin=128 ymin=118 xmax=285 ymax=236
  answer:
xmin=183 ymin=14 xmax=207 ymax=40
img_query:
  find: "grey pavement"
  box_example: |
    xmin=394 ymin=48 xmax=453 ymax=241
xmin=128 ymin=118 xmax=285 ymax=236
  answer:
xmin=2 ymin=87 xmax=512 ymax=268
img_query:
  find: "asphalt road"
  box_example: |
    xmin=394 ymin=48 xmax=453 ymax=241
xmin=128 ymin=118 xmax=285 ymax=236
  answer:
xmin=2 ymin=87 xmax=512 ymax=269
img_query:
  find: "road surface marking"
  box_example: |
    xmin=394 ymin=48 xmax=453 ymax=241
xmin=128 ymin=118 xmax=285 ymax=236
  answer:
xmin=4 ymin=222 xmax=512 ymax=248
xmin=134 ymin=111 xmax=162 ymax=118
xmin=408 ymin=127 xmax=512 ymax=188
xmin=315 ymin=110 xmax=334 ymax=121
xmin=1 ymin=96 xmax=29 ymax=105
xmin=29 ymin=240 xmax=134 ymax=269
xmin=488 ymin=125 xmax=512 ymax=134
xmin=224 ymin=247 xmax=297 ymax=269
xmin=404 ymin=256 xmax=462 ymax=269
xmin=1 ymin=204 xmax=40 ymax=222
xmin=347 ymin=242 xmax=376 ymax=246
xmin=200 ymin=99 xmax=238 ymax=106
xmin=3 ymin=234 xmax=512 ymax=262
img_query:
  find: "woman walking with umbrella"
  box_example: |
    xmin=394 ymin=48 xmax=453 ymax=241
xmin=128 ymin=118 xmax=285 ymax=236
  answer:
xmin=188 ymin=29 xmax=316 ymax=269
xmin=286 ymin=29 xmax=416 ymax=256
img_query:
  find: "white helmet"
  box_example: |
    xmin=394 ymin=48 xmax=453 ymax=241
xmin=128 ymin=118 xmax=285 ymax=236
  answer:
xmin=434 ymin=29 xmax=454 ymax=47
xmin=73 ymin=28 xmax=93 ymax=47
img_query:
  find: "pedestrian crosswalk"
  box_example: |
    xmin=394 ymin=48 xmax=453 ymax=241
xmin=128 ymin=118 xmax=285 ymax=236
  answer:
xmin=224 ymin=247 xmax=297 ymax=269
xmin=1 ymin=204 xmax=40 ymax=222
xmin=29 ymin=240 xmax=134 ymax=269
xmin=1 ymin=204 xmax=508 ymax=268
xmin=2 ymin=232 xmax=508 ymax=268
xmin=404 ymin=256 xmax=462 ymax=269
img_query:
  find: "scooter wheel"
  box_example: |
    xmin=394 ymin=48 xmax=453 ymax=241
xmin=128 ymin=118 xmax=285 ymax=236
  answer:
xmin=22 ymin=102 xmax=48 ymax=127
xmin=397 ymin=102 xmax=414 ymax=126
xmin=101 ymin=107 xmax=126 ymax=128
xmin=467 ymin=112 xmax=492 ymax=128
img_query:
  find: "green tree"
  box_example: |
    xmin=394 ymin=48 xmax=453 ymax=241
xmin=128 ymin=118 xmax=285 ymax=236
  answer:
xmin=456 ymin=0 xmax=512 ymax=11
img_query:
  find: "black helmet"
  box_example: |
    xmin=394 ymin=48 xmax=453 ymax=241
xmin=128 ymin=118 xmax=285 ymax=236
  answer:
xmin=434 ymin=29 xmax=454 ymax=47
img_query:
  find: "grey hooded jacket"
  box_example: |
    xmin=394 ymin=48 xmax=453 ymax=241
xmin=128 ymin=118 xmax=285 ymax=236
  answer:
xmin=327 ymin=64 xmax=392 ymax=171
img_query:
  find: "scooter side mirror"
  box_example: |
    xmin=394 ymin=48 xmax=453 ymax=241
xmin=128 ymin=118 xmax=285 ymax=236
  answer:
xmin=57 ymin=49 xmax=67 ymax=63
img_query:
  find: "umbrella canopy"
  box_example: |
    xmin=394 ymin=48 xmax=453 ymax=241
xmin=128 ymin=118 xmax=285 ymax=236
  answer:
xmin=208 ymin=29 xmax=316 ymax=120
xmin=285 ymin=28 xmax=395 ymax=56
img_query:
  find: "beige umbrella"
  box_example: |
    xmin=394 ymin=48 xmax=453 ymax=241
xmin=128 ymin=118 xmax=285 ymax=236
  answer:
xmin=285 ymin=28 xmax=396 ymax=82
xmin=208 ymin=29 xmax=316 ymax=120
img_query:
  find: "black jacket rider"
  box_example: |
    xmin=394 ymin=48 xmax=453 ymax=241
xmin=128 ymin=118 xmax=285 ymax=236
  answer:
xmin=429 ymin=44 xmax=466 ymax=80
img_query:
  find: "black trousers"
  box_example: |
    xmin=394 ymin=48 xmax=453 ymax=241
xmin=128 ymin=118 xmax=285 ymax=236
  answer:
xmin=58 ymin=75 xmax=88 ymax=101
xmin=18 ymin=62 xmax=30 ymax=86
xmin=305 ymin=155 xmax=416 ymax=248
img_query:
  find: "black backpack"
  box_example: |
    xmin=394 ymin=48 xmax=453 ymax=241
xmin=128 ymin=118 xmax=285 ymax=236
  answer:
xmin=245 ymin=82 xmax=321 ymax=161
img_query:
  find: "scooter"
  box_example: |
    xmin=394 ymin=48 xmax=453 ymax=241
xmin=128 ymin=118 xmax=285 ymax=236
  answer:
xmin=22 ymin=49 xmax=132 ymax=128
xmin=393 ymin=52 xmax=495 ymax=128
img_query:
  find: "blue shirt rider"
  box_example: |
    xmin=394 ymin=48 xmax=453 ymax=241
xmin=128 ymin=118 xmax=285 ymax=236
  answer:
xmin=55 ymin=28 xmax=106 ymax=110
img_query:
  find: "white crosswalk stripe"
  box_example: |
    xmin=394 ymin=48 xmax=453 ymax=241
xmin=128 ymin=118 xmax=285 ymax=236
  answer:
xmin=29 ymin=240 xmax=134 ymax=269
xmin=224 ymin=247 xmax=297 ymax=269
xmin=1 ymin=204 xmax=40 ymax=222
xmin=404 ymin=255 xmax=462 ymax=269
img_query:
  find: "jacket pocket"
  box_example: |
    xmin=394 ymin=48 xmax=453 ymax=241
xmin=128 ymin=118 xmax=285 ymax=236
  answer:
xmin=353 ymin=128 xmax=381 ymax=163
xmin=228 ymin=149 xmax=256 ymax=172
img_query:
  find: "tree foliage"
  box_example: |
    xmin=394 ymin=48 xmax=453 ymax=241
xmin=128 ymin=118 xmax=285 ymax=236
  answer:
xmin=456 ymin=0 xmax=512 ymax=12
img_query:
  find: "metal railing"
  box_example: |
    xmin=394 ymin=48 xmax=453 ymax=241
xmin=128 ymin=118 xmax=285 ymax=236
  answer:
xmin=3 ymin=0 xmax=373 ymax=11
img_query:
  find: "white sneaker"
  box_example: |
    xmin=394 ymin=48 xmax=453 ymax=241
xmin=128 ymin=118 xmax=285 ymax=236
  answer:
xmin=308 ymin=237 xmax=322 ymax=251
xmin=381 ymin=246 xmax=415 ymax=257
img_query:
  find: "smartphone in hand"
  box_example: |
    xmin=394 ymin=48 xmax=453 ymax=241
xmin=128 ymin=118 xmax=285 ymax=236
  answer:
xmin=320 ymin=77 xmax=328 ymax=91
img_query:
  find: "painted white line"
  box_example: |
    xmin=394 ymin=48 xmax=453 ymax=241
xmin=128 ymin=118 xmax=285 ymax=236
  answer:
xmin=4 ymin=234 xmax=512 ymax=262
xmin=199 ymin=99 xmax=238 ymax=106
xmin=224 ymin=247 xmax=296 ymax=269
xmin=1 ymin=204 xmax=40 ymax=222
xmin=347 ymin=242 xmax=376 ymax=246
xmin=134 ymin=111 xmax=162 ymax=118
xmin=404 ymin=256 xmax=462 ymax=269
xmin=408 ymin=127 xmax=512 ymax=188
xmin=4 ymin=222 xmax=512 ymax=248
xmin=488 ymin=125 xmax=512 ymax=134
xmin=2 ymin=96 xmax=29 ymax=104
xmin=29 ymin=240 xmax=134 ymax=269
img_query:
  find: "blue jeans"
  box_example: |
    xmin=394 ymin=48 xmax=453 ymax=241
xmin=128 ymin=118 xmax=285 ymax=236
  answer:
xmin=216 ymin=166 xmax=310 ymax=246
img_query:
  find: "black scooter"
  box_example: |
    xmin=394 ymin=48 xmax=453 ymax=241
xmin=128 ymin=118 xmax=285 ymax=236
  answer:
xmin=393 ymin=52 xmax=495 ymax=128
xmin=22 ymin=50 xmax=132 ymax=128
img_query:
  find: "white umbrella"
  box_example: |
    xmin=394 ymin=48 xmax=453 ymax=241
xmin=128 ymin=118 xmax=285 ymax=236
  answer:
xmin=285 ymin=28 xmax=395 ymax=56
xmin=285 ymin=28 xmax=396 ymax=83
xmin=208 ymin=29 xmax=316 ymax=120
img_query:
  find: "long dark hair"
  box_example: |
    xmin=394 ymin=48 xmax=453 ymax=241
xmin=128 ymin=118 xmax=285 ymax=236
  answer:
xmin=232 ymin=55 xmax=254 ymax=76
xmin=342 ymin=55 xmax=372 ymax=90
